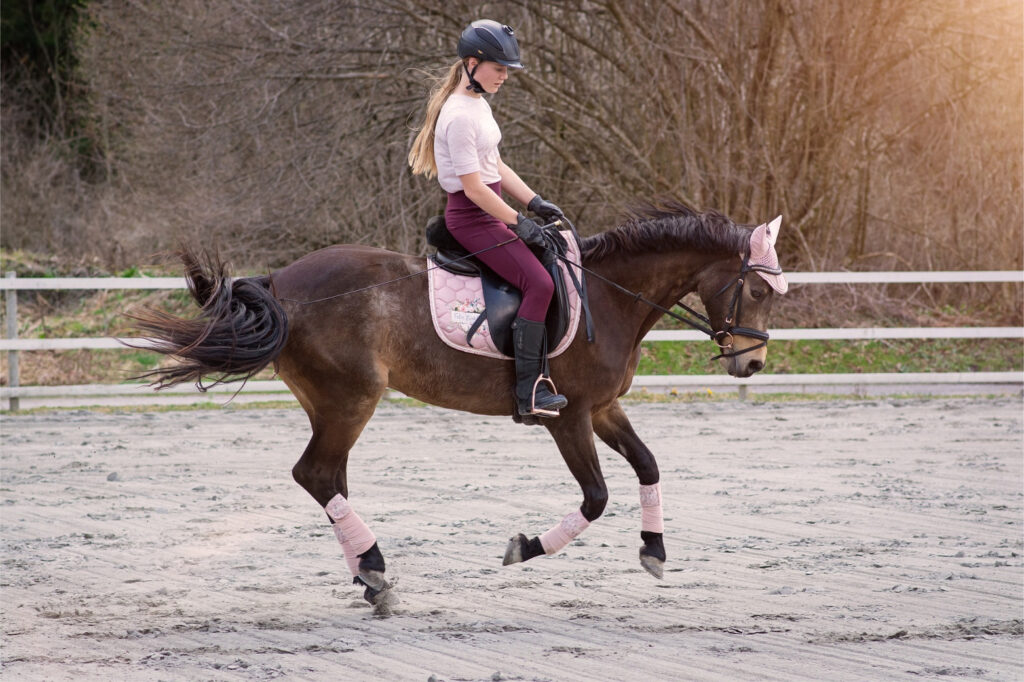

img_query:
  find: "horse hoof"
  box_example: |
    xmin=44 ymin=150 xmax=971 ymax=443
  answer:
xmin=358 ymin=569 xmax=387 ymax=591
xmin=502 ymin=533 xmax=528 ymax=565
xmin=639 ymin=551 xmax=664 ymax=579
xmin=368 ymin=583 xmax=399 ymax=617
xmin=358 ymin=571 xmax=399 ymax=615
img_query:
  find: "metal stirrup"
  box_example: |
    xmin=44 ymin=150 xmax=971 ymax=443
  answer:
xmin=530 ymin=376 xmax=561 ymax=417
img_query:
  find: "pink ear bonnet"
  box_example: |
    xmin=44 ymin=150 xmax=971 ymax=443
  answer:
xmin=748 ymin=216 xmax=787 ymax=294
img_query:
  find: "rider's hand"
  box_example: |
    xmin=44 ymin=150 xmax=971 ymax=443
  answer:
xmin=527 ymin=194 xmax=565 ymax=223
xmin=509 ymin=213 xmax=546 ymax=248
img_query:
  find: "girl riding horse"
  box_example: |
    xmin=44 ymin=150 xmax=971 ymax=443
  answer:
xmin=408 ymin=19 xmax=568 ymax=419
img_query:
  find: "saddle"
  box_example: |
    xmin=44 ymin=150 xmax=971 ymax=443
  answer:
xmin=426 ymin=215 xmax=573 ymax=357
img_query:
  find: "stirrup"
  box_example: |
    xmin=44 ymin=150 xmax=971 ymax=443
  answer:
xmin=528 ymin=375 xmax=563 ymax=417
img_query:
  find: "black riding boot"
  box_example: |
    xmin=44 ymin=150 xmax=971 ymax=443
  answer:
xmin=512 ymin=317 xmax=568 ymax=417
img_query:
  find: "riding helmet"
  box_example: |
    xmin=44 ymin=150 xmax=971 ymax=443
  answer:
xmin=457 ymin=20 xmax=524 ymax=69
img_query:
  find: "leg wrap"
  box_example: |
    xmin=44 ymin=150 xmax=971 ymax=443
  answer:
xmin=539 ymin=509 xmax=590 ymax=554
xmin=325 ymin=494 xmax=377 ymax=577
xmin=639 ymin=482 xmax=664 ymax=533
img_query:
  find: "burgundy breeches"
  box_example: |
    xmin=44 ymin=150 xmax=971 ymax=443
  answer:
xmin=444 ymin=181 xmax=553 ymax=323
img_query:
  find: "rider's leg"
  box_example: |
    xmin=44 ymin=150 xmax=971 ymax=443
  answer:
xmin=510 ymin=316 xmax=567 ymax=416
xmin=445 ymin=186 xmax=567 ymax=416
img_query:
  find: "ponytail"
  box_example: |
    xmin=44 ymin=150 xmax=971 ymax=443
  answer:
xmin=408 ymin=60 xmax=464 ymax=178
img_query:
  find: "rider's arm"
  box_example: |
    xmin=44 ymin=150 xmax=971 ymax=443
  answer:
xmin=497 ymin=160 xmax=536 ymax=207
xmin=460 ymin=171 xmax=520 ymax=225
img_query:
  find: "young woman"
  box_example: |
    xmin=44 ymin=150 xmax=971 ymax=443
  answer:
xmin=408 ymin=19 xmax=568 ymax=419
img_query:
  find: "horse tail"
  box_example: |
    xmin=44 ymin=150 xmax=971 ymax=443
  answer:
xmin=127 ymin=248 xmax=289 ymax=390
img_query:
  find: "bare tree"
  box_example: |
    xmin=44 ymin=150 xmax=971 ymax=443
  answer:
xmin=2 ymin=0 xmax=1020 ymax=322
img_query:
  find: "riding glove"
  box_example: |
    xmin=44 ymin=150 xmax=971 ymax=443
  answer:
xmin=510 ymin=213 xmax=546 ymax=248
xmin=527 ymin=194 xmax=565 ymax=223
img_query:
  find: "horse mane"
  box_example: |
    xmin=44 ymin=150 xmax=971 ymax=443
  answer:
xmin=580 ymin=200 xmax=752 ymax=264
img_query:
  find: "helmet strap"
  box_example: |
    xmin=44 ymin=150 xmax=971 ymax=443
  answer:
xmin=463 ymin=60 xmax=486 ymax=94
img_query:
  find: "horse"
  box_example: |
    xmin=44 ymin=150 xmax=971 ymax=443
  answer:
xmin=130 ymin=202 xmax=787 ymax=612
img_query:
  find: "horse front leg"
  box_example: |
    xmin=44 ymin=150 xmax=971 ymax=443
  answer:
xmin=593 ymin=400 xmax=666 ymax=578
xmin=502 ymin=410 xmax=608 ymax=566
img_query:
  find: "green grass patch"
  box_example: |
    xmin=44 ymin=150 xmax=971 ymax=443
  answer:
xmin=620 ymin=389 xmax=1017 ymax=404
xmin=637 ymin=339 xmax=1024 ymax=375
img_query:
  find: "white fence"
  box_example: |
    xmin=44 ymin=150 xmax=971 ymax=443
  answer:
xmin=2 ymin=271 xmax=1022 ymax=408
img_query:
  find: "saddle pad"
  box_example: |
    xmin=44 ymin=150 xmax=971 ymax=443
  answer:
xmin=428 ymin=230 xmax=582 ymax=360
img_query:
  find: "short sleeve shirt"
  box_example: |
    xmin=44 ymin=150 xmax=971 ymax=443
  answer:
xmin=434 ymin=94 xmax=502 ymax=193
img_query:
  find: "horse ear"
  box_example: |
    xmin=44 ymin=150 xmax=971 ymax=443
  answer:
xmin=765 ymin=215 xmax=782 ymax=247
xmin=749 ymin=215 xmax=788 ymax=294
xmin=749 ymin=219 xmax=772 ymax=258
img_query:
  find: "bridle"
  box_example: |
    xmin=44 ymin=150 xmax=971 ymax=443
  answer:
xmin=691 ymin=256 xmax=772 ymax=361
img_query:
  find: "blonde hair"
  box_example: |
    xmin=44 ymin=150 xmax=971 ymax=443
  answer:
xmin=408 ymin=60 xmax=465 ymax=178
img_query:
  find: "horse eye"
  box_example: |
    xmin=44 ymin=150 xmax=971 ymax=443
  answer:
xmin=750 ymin=288 xmax=765 ymax=300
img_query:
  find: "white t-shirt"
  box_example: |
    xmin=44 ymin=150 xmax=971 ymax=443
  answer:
xmin=434 ymin=93 xmax=502 ymax=193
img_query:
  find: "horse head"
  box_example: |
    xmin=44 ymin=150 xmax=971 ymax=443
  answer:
xmin=697 ymin=216 xmax=788 ymax=379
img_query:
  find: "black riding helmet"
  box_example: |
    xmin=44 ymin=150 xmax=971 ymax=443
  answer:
xmin=457 ymin=20 xmax=524 ymax=93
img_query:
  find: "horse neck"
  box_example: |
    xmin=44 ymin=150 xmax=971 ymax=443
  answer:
xmin=590 ymin=248 xmax=731 ymax=335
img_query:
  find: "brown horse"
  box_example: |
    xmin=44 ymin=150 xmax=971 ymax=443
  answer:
xmin=131 ymin=203 xmax=786 ymax=611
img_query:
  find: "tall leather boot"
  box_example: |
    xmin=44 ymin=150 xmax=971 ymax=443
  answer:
xmin=512 ymin=317 xmax=568 ymax=417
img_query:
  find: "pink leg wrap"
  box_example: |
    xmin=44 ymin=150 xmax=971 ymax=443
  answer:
xmin=539 ymin=509 xmax=590 ymax=554
xmin=325 ymin=494 xmax=377 ymax=577
xmin=639 ymin=482 xmax=664 ymax=533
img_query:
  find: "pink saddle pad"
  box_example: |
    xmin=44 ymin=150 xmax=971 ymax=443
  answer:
xmin=428 ymin=231 xmax=582 ymax=360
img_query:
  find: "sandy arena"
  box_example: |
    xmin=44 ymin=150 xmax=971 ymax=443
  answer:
xmin=2 ymin=396 xmax=1022 ymax=681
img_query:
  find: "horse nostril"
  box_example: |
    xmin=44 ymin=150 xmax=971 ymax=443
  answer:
xmin=748 ymin=360 xmax=764 ymax=373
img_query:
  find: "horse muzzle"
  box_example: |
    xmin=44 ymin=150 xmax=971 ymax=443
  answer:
xmin=715 ymin=330 xmax=769 ymax=378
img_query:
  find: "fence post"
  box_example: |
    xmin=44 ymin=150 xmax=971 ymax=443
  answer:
xmin=4 ymin=272 xmax=19 ymax=411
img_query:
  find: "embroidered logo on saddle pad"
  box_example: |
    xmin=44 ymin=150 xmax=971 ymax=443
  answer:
xmin=428 ymin=232 xmax=583 ymax=360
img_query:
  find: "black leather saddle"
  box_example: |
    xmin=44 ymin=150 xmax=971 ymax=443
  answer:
xmin=426 ymin=215 xmax=571 ymax=357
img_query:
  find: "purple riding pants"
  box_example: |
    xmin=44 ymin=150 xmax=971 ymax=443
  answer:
xmin=445 ymin=181 xmax=553 ymax=323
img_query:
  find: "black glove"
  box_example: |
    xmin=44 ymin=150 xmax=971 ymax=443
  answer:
xmin=509 ymin=213 xmax=546 ymax=248
xmin=527 ymin=194 xmax=564 ymax=223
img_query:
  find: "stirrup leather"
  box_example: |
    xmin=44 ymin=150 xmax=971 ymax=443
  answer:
xmin=529 ymin=375 xmax=561 ymax=417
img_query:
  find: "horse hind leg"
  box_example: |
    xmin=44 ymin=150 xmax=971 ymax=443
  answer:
xmin=593 ymin=401 xmax=666 ymax=578
xmin=324 ymin=494 xmax=396 ymax=612
xmin=290 ymin=385 xmax=398 ymax=612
